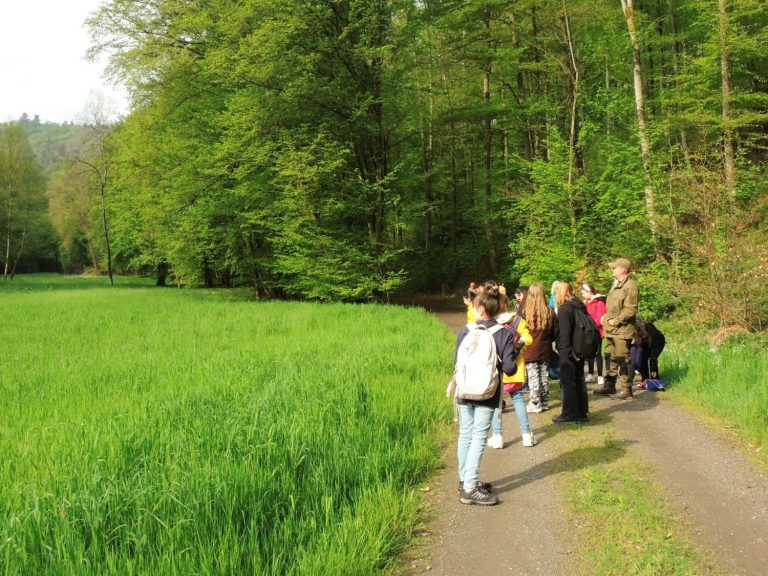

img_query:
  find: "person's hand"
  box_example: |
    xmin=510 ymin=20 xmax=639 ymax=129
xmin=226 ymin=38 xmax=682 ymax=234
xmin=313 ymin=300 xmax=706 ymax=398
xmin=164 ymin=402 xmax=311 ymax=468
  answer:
xmin=651 ymin=371 xmax=658 ymax=378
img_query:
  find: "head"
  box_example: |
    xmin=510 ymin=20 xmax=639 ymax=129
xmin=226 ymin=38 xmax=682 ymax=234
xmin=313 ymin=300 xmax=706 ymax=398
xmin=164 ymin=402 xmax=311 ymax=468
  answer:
xmin=474 ymin=282 xmax=503 ymax=319
xmin=524 ymin=284 xmax=550 ymax=330
xmin=554 ymin=281 xmax=575 ymax=308
xmin=514 ymin=286 xmax=528 ymax=303
xmin=581 ymin=283 xmax=597 ymax=300
xmin=609 ymin=258 xmax=631 ymax=279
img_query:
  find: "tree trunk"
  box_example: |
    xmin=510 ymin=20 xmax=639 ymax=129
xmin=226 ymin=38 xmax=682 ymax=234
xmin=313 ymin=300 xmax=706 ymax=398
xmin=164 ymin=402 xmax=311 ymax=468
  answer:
xmin=563 ymin=0 xmax=580 ymax=260
xmin=620 ymin=0 xmax=658 ymax=246
xmin=3 ymin=192 xmax=11 ymax=279
xmin=99 ymin=177 xmax=114 ymax=285
xmin=482 ymin=8 xmax=498 ymax=275
xmin=668 ymin=0 xmax=692 ymax=170
xmin=719 ymin=0 xmax=736 ymax=200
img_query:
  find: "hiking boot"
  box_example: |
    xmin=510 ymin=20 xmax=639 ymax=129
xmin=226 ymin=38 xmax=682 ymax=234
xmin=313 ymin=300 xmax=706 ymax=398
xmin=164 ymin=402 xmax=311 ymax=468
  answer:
xmin=526 ymin=401 xmax=544 ymax=413
xmin=585 ymin=374 xmax=596 ymax=383
xmin=486 ymin=434 xmax=504 ymax=449
xmin=593 ymin=385 xmax=616 ymax=396
xmin=460 ymin=486 xmax=499 ymax=506
xmin=458 ymin=480 xmax=492 ymax=493
xmin=522 ymin=432 xmax=536 ymax=447
xmin=613 ymin=389 xmax=634 ymax=400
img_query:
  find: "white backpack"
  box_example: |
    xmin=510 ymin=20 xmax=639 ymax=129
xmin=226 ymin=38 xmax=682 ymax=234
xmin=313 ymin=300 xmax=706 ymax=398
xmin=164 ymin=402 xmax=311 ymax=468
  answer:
xmin=453 ymin=323 xmax=504 ymax=401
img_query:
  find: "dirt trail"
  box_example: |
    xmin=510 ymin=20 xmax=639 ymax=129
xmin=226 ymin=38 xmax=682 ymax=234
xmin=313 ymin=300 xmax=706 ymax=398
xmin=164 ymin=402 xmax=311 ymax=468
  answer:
xmin=405 ymin=301 xmax=768 ymax=576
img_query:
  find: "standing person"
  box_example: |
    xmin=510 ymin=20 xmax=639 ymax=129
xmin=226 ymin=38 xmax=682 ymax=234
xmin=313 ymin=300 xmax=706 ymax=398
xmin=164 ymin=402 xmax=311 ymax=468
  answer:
xmin=488 ymin=286 xmax=534 ymax=448
xmin=594 ymin=258 xmax=639 ymax=400
xmin=522 ymin=284 xmax=558 ymax=415
xmin=548 ymin=280 xmax=560 ymax=310
xmin=454 ymin=284 xmax=518 ymax=505
xmin=462 ymin=282 xmax=479 ymax=323
xmin=581 ymin=283 xmax=607 ymax=385
xmin=553 ymin=282 xmax=590 ymax=423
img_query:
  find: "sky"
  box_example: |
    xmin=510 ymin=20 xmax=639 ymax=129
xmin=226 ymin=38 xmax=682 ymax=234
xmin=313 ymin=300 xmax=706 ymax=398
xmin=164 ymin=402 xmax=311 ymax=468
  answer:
xmin=0 ymin=0 xmax=129 ymax=124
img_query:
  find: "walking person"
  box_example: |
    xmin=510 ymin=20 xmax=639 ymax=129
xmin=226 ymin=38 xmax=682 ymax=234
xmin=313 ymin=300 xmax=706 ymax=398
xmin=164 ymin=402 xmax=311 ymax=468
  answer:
xmin=521 ymin=284 xmax=558 ymax=415
xmin=594 ymin=258 xmax=639 ymax=400
xmin=553 ymin=282 xmax=590 ymax=423
xmin=581 ymin=283 xmax=607 ymax=385
xmin=453 ymin=283 xmax=518 ymax=505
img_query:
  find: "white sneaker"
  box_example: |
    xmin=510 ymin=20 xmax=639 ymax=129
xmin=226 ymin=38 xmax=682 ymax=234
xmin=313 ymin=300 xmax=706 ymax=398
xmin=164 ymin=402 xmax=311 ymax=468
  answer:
xmin=597 ymin=376 xmax=605 ymax=386
xmin=585 ymin=374 xmax=596 ymax=383
xmin=526 ymin=401 xmax=544 ymax=413
xmin=522 ymin=432 xmax=536 ymax=447
xmin=487 ymin=434 xmax=504 ymax=449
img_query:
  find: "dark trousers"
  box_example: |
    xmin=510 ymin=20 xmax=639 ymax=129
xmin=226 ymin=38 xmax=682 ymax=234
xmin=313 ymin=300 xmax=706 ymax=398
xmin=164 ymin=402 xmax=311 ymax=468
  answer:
xmin=560 ymin=358 xmax=589 ymax=419
xmin=587 ymin=339 xmax=604 ymax=376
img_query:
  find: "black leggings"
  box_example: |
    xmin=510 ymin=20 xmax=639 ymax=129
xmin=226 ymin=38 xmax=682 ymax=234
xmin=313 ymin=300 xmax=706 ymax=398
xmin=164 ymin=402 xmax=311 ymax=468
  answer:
xmin=587 ymin=340 xmax=605 ymax=376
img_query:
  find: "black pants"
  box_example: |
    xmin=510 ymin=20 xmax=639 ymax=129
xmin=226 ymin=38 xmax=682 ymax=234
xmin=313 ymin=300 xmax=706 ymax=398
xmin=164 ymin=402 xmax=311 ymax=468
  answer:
xmin=560 ymin=358 xmax=589 ymax=419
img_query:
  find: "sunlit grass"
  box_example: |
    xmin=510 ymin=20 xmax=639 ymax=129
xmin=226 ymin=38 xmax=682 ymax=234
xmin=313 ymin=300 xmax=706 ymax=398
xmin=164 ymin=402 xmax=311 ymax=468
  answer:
xmin=0 ymin=275 xmax=453 ymax=575
xmin=661 ymin=340 xmax=768 ymax=467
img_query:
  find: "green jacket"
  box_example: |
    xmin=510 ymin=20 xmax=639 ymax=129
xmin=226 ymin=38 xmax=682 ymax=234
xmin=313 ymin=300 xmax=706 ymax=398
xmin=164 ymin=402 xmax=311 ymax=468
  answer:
xmin=602 ymin=275 xmax=638 ymax=339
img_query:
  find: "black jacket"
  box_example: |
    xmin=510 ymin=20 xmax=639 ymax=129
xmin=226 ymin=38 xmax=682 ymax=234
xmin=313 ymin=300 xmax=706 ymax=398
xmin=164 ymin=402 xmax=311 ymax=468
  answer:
xmin=556 ymin=298 xmax=589 ymax=362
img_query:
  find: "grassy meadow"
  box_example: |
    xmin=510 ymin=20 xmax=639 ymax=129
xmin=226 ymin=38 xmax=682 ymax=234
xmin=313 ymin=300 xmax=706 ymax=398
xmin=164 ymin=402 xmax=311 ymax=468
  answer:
xmin=0 ymin=275 xmax=454 ymax=575
xmin=659 ymin=336 xmax=768 ymax=465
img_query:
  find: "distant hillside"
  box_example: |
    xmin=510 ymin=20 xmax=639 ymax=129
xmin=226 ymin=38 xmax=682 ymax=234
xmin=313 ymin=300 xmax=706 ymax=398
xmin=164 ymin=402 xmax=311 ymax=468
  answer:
xmin=2 ymin=114 xmax=89 ymax=175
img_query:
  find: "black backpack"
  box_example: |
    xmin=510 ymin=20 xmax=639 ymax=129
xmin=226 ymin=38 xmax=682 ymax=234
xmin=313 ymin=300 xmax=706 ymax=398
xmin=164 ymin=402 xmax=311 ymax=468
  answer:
xmin=572 ymin=306 xmax=601 ymax=361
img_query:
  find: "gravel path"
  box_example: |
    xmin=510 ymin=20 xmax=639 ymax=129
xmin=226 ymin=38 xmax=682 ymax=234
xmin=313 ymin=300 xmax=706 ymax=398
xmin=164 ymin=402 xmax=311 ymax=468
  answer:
xmin=405 ymin=301 xmax=768 ymax=576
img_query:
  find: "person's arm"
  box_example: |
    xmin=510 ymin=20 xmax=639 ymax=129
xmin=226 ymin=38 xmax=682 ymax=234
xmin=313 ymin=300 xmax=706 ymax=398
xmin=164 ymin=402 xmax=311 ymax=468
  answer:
xmin=499 ymin=332 xmax=518 ymax=376
xmin=556 ymin=305 xmax=574 ymax=359
xmin=616 ymin=280 xmax=638 ymax=325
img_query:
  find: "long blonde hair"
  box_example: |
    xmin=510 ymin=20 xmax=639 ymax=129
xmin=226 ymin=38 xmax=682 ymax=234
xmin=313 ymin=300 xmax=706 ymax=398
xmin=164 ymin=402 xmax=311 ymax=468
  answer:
xmin=524 ymin=284 xmax=550 ymax=331
xmin=554 ymin=281 xmax=575 ymax=308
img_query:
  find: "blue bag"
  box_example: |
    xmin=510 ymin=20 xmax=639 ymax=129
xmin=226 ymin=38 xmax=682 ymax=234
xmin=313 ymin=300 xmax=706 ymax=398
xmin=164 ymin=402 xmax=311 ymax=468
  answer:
xmin=644 ymin=378 xmax=666 ymax=391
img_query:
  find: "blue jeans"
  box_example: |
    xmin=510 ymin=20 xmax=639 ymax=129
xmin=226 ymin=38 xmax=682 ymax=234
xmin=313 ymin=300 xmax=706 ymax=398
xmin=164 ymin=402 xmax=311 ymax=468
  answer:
xmin=458 ymin=403 xmax=494 ymax=491
xmin=491 ymin=390 xmax=531 ymax=435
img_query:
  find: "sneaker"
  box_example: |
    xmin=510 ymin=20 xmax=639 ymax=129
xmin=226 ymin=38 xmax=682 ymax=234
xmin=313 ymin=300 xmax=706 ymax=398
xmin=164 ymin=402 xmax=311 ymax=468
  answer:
xmin=541 ymin=402 xmax=549 ymax=411
xmin=458 ymin=480 xmax=492 ymax=493
xmin=526 ymin=401 xmax=544 ymax=413
xmin=522 ymin=432 xmax=536 ymax=447
xmin=460 ymin=486 xmax=499 ymax=506
xmin=486 ymin=434 xmax=504 ymax=449
xmin=613 ymin=390 xmax=634 ymax=400
xmin=597 ymin=376 xmax=605 ymax=386
xmin=585 ymin=374 xmax=596 ymax=383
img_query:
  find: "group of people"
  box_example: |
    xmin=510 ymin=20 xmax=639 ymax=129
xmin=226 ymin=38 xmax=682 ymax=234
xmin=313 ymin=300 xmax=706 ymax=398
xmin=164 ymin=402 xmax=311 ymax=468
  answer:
xmin=453 ymin=258 xmax=665 ymax=506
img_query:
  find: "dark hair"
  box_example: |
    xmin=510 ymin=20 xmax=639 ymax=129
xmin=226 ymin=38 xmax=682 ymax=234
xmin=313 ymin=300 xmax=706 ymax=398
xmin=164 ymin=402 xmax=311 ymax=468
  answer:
xmin=475 ymin=282 xmax=502 ymax=318
xmin=582 ymin=283 xmax=597 ymax=295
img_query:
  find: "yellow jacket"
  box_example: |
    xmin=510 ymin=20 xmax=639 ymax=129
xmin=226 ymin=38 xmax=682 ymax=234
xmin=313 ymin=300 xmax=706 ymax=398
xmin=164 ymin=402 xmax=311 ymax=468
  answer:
xmin=496 ymin=312 xmax=530 ymax=385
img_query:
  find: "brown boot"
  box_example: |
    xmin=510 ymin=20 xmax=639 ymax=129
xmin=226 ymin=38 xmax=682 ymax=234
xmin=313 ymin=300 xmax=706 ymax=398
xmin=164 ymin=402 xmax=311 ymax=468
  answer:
xmin=613 ymin=389 xmax=634 ymax=400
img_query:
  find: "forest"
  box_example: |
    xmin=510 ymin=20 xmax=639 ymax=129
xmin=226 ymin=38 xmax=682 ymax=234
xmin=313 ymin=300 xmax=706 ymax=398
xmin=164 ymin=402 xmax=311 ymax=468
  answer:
xmin=1 ymin=0 xmax=767 ymax=329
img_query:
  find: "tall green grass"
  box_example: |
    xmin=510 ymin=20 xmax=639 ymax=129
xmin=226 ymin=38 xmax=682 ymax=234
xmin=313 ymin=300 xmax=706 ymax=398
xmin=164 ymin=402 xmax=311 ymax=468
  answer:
xmin=661 ymin=339 xmax=768 ymax=461
xmin=0 ymin=276 xmax=453 ymax=574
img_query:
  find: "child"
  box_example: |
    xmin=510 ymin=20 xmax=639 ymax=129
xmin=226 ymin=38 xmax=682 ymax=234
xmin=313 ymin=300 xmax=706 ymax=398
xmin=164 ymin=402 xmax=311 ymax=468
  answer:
xmin=462 ymin=281 xmax=478 ymax=323
xmin=521 ymin=284 xmax=558 ymax=414
xmin=454 ymin=283 xmax=517 ymax=505
xmin=581 ymin=283 xmax=607 ymax=385
xmin=487 ymin=285 xmax=535 ymax=448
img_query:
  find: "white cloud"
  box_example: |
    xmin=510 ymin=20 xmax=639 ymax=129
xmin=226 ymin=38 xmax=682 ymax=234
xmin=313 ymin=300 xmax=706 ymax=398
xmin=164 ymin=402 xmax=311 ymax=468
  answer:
xmin=0 ymin=0 xmax=128 ymax=123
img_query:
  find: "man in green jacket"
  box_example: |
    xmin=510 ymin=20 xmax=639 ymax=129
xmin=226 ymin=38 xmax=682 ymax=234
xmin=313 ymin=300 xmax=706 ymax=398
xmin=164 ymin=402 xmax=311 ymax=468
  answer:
xmin=594 ymin=258 xmax=638 ymax=400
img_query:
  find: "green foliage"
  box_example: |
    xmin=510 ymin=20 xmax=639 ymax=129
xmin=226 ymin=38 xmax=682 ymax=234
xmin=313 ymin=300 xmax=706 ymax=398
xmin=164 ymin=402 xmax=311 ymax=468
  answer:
xmin=0 ymin=277 xmax=451 ymax=574
xmin=663 ymin=336 xmax=768 ymax=464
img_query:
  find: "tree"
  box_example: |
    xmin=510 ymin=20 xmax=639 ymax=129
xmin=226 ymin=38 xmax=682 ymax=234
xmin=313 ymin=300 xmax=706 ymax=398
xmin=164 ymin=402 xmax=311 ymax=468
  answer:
xmin=0 ymin=123 xmax=46 ymax=279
